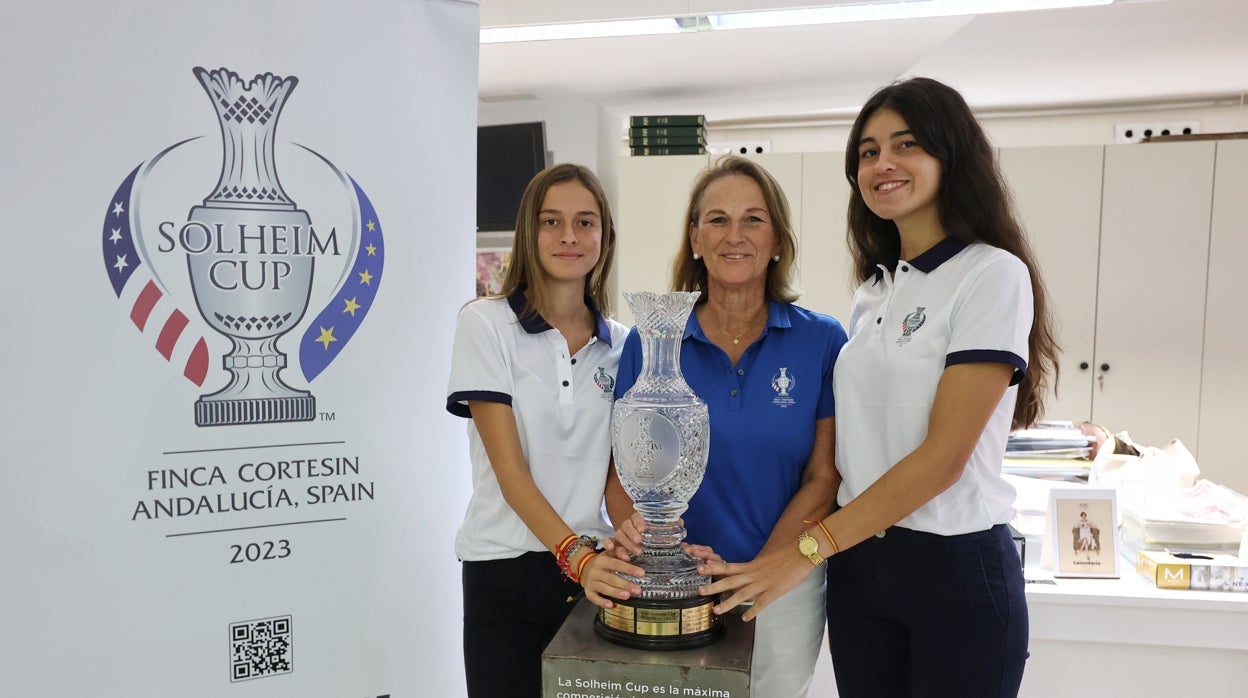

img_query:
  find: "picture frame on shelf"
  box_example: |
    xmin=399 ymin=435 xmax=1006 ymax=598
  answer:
xmin=1049 ymin=488 xmax=1119 ymax=578
xmin=476 ymin=231 xmax=514 ymax=298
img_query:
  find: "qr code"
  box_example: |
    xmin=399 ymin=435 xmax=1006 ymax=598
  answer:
xmin=230 ymin=615 xmax=293 ymax=682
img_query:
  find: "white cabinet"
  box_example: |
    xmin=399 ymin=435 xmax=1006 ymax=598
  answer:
xmin=1000 ymin=142 xmax=1217 ymax=456
xmin=1095 ymin=142 xmax=1215 ymax=453
xmin=615 ymin=155 xmax=708 ymax=323
xmin=998 ymin=146 xmax=1103 ymax=424
xmin=798 ymin=153 xmax=855 ymax=322
xmin=1198 ymin=140 xmax=1248 ymax=494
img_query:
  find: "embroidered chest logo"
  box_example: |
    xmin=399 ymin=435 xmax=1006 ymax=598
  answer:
xmin=594 ymin=367 xmax=615 ymax=397
xmin=897 ymin=307 xmax=927 ymax=346
xmin=771 ymin=367 xmax=796 ymax=407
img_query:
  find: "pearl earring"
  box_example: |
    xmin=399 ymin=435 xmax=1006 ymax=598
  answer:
xmin=693 ymin=252 xmax=701 ymax=260
xmin=772 ymin=254 xmax=781 ymax=262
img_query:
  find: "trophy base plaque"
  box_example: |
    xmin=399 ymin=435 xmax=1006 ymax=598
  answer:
xmin=594 ymin=596 xmax=724 ymax=651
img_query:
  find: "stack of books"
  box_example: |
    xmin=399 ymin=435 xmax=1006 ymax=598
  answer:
xmin=1002 ymin=421 xmax=1098 ymax=480
xmin=629 ymin=115 xmax=707 ymax=156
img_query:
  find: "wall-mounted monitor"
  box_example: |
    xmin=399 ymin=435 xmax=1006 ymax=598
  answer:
xmin=477 ymin=121 xmax=548 ymax=232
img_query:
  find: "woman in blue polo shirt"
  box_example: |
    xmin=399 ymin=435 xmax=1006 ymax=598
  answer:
xmin=611 ymin=155 xmax=848 ymax=698
xmin=446 ymin=164 xmax=643 ymax=698
xmin=701 ymin=78 xmax=1060 ymax=697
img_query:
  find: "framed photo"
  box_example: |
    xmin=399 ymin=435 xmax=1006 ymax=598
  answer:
xmin=475 ymin=232 xmax=514 ymax=298
xmin=475 ymin=248 xmax=512 ymax=297
xmin=1049 ymin=488 xmax=1118 ymax=578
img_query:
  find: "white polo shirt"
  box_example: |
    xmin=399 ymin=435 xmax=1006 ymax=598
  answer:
xmin=834 ymin=238 xmax=1032 ymax=535
xmin=447 ymin=291 xmax=627 ymax=561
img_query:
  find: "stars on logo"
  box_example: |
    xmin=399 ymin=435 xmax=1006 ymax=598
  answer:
xmin=109 ymin=228 xmax=123 ymax=244
xmin=113 ymin=254 xmax=129 ymax=273
xmin=112 ymin=201 xmax=125 ymax=217
xmin=315 ymin=326 xmax=337 ymax=349
xmin=298 ymin=176 xmax=385 ymax=382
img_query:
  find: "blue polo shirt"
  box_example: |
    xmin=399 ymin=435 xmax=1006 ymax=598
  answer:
xmin=614 ymin=301 xmax=847 ymax=563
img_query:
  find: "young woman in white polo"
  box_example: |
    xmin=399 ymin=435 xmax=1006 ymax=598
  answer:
xmin=446 ymin=164 xmax=642 ymax=698
xmin=701 ymin=78 xmax=1059 ymax=698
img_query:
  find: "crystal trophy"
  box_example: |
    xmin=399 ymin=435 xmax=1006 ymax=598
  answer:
xmin=186 ymin=67 xmax=316 ymax=426
xmin=594 ymin=291 xmax=723 ymax=650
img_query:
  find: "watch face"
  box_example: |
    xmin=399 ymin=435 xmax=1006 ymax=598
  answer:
xmin=799 ymin=534 xmax=818 ymax=555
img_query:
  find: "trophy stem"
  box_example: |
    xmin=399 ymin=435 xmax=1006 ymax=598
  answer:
xmin=636 ymin=502 xmax=687 ymax=550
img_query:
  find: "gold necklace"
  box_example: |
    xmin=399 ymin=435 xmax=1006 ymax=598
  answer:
xmin=713 ymin=308 xmax=766 ymax=345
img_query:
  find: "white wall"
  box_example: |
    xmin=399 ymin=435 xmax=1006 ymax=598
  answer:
xmin=479 ymin=96 xmax=603 ymax=171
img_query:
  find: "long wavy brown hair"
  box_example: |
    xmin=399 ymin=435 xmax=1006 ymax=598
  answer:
xmin=671 ymin=155 xmax=799 ymax=304
xmin=844 ymin=77 xmax=1059 ymax=428
xmin=496 ymin=163 xmax=616 ymax=318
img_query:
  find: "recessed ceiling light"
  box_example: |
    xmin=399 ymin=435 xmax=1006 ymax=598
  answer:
xmin=480 ymin=0 xmax=1114 ymax=44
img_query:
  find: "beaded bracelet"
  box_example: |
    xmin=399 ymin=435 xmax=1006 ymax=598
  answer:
xmin=555 ymin=535 xmax=596 ymax=582
xmin=553 ymin=534 xmax=578 ymax=558
xmin=804 ymin=519 xmax=840 ymax=555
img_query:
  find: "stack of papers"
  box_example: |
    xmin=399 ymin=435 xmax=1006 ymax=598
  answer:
xmin=1120 ymin=479 xmax=1248 ymax=558
xmin=1003 ymin=421 xmax=1097 ymax=480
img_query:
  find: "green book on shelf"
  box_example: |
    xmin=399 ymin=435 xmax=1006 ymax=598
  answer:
xmin=628 ymin=126 xmax=706 ymax=139
xmin=630 ymin=145 xmax=707 ymax=156
xmin=630 ymin=115 xmax=706 ymax=127
xmin=628 ymin=134 xmax=707 ymax=147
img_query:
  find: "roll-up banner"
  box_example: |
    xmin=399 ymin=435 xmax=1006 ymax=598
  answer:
xmin=0 ymin=1 xmax=478 ymax=695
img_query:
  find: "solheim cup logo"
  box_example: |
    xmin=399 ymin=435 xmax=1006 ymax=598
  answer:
xmin=101 ymin=67 xmax=385 ymax=426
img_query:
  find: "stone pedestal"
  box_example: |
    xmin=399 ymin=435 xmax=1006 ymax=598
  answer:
xmin=543 ymin=598 xmax=753 ymax=698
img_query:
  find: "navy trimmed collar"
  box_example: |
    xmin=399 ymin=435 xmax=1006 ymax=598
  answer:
xmin=507 ymin=287 xmax=614 ymax=347
xmin=907 ymin=235 xmax=968 ymax=273
xmin=685 ymin=299 xmax=791 ymax=341
xmin=873 ymin=236 xmax=969 ymax=283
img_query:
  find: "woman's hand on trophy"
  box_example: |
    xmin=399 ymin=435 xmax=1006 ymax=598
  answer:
xmin=600 ymin=535 xmax=631 ymax=562
xmin=606 ymin=511 xmax=647 ymax=559
xmin=579 ymin=551 xmax=644 ymax=609
xmin=681 ymin=543 xmax=722 ymax=564
xmin=696 ymin=547 xmax=814 ymax=622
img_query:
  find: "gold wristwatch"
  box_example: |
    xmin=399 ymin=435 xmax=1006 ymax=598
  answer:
xmin=797 ymin=531 xmax=825 ymax=566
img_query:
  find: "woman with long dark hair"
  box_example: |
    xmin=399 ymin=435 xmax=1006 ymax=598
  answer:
xmin=702 ymin=77 xmax=1058 ymax=697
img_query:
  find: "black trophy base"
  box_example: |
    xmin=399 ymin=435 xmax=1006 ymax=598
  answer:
xmin=594 ymin=595 xmax=724 ymax=651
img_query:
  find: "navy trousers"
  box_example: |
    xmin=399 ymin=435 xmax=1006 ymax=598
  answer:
xmin=462 ymin=551 xmax=581 ymax=698
xmin=825 ymin=524 xmax=1028 ymax=698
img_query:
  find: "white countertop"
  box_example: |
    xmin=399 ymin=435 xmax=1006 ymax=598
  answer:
xmin=1024 ymin=565 xmax=1248 ymax=651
